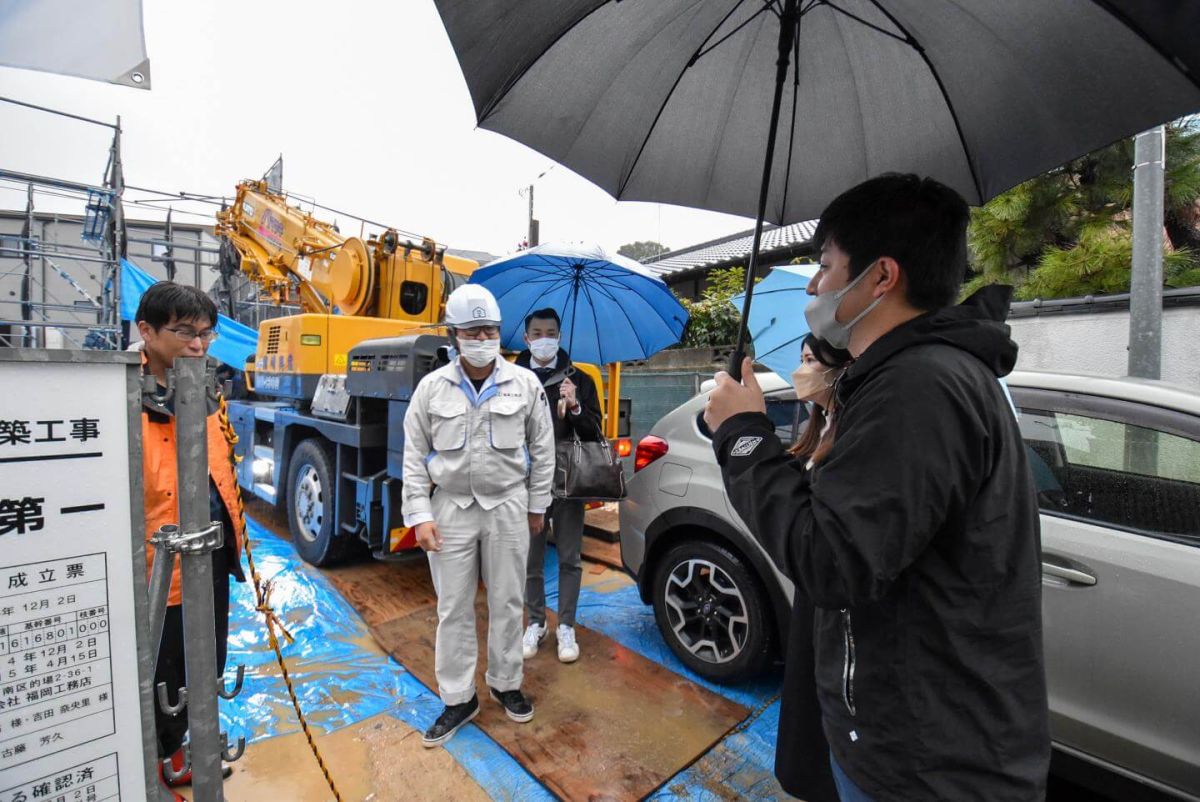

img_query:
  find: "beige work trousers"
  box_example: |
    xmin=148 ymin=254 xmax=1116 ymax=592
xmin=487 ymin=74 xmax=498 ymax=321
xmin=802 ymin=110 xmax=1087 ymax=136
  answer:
xmin=427 ymin=492 xmax=529 ymax=706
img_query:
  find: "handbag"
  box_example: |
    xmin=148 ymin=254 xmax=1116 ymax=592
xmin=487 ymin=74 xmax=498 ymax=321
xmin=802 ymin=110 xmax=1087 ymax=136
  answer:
xmin=553 ymin=417 xmax=627 ymax=502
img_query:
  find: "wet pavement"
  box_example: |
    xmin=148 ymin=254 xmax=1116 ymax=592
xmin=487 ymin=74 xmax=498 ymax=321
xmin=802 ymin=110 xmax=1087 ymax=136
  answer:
xmin=198 ymin=500 xmax=1166 ymax=801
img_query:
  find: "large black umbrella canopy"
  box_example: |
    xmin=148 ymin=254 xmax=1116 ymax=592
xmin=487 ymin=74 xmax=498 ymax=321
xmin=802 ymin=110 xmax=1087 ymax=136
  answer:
xmin=436 ymin=0 xmax=1200 ymax=223
xmin=436 ymin=0 xmax=1200 ymax=374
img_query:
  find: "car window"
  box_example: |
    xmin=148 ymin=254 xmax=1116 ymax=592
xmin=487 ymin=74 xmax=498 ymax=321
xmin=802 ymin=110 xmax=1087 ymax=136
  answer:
xmin=1019 ymin=406 xmax=1200 ymax=542
xmin=765 ymin=395 xmax=808 ymax=445
xmin=694 ymin=392 xmax=809 ymax=446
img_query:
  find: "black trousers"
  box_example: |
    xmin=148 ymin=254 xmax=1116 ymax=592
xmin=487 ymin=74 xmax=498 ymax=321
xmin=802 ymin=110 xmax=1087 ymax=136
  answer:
xmin=153 ymin=547 xmax=232 ymax=758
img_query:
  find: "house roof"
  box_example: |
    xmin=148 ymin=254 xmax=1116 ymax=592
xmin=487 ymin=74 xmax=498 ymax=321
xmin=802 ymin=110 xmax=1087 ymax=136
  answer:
xmin=644 ymin=219 xmax=819 ymax=278
xmin=447 ymin=248 xmax=500 ymax=266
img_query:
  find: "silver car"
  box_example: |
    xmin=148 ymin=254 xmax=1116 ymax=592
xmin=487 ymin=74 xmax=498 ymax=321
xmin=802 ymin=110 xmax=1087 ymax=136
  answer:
xmin=619 ymin=369 xmax=1200 ymax=800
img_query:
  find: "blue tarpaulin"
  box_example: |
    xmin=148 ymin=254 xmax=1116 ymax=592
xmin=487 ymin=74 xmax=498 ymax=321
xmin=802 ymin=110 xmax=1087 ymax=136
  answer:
xmin=222 ymin=519 xmax=784 ymax=799
xmin=120 ymin=258 xmax=258 ymax=369
xmin=224 ymin=520 xmax=553 ymax=800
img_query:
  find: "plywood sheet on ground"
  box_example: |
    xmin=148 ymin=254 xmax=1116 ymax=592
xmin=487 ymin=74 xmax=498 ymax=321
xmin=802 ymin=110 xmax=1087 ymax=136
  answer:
xmin=580 ymin=535 xmax=624 ymax=570
xmin=371 ymin=603 xmax=748 ymax=801
xmin=321 ymin=558 xmax=438 ymax=628
xmin=178 ymin=713 xmax=491 ymax=802
xmin=245 ymin=499 xmax=750 ymax=800
xmin=584 ymin=506 xmax=621 ymax=542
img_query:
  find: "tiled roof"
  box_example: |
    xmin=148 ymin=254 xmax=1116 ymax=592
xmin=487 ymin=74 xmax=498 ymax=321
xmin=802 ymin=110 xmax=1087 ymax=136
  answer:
xmin=644 ymin=219 xmax=819 ymax=277
xmin=448 ymin=248 xmax=501 ymax=265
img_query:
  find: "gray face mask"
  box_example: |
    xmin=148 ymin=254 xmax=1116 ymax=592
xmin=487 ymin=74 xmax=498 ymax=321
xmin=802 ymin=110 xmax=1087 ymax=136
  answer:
xmin=803 ymin=262 xmax=885 ymax=349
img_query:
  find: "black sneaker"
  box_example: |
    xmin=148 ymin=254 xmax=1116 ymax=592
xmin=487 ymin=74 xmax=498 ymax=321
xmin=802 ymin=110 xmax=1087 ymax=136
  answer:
xmin=421 ymin=695 xmax=479 ymax=748
xmin=489 ymin=687 xmax=534 ymax=723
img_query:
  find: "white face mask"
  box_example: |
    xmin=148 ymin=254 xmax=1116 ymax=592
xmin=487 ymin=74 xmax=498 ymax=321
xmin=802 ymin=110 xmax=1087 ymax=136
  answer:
xmin=457 ymin=337 xmax=500 ymax=368
xmin=529 ymin=337 xmax=559 ymax=362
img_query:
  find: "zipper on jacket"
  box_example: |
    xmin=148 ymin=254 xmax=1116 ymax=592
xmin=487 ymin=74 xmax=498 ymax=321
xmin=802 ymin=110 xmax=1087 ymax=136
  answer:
xmin=841 ymin=609 xmax=857 ymax=716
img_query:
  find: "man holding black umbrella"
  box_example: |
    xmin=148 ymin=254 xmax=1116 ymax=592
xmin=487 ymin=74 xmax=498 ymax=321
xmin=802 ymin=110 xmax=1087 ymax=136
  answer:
xmin=515 ymin=307 xmax=603 ymax=664
xmin=704 ymin=174 xmax=1050 ymax=801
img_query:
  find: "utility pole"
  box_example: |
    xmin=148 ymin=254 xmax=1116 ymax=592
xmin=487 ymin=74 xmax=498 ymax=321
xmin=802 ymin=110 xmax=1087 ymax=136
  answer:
xmin=1128 ymin=125 xmax=1165 ymax=380
xmin=164 ymin=208 xmax=177 ymax=282
xmin=105 ymin=114 xmax=128 ymax=347
xmin=527 ymin=183 xmax=539 ymax=247
xmin=21 ymin=184 xmax=36 ymax=347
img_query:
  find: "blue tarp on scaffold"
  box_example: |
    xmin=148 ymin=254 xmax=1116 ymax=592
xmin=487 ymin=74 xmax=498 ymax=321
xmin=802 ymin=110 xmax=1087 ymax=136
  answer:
xmin=119 ymin=258 xmax=258 ymax=369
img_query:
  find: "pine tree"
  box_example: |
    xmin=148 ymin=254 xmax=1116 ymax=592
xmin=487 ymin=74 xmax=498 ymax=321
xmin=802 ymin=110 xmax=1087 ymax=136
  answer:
xmin=966 ymin=119 xmax=1200 ymax=300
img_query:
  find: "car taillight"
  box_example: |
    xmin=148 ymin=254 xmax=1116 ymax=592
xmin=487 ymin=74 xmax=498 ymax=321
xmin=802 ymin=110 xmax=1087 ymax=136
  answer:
xmin=615 ymin=438 xmax=632 ymax=458
xmin=634 ymin=435 xmax=669 ymax=472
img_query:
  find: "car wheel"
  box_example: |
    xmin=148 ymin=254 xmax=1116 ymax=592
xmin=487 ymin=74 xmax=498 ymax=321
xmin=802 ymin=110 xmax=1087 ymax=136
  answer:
xmin=286 ymin=439 xmax=347 ymax=566
xmin=652 ymin=539 xmax=773 ymax=682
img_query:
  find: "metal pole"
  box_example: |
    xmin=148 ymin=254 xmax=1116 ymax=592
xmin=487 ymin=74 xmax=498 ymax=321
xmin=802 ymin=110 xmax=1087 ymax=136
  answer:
xmin=729 ymin=0 xmax=798 ymax=380
xmin=107 ymin=116 xmax=128 ymax=346
xmin=172 ymin=357 xmax=225 ymax=801
xmin=147 ymin=525 xmax=179 ymax=657
xmin=527 ymin=184 xmax=537 ymax=247
xmin=21 ymin=185 xmax=35 ymax=347
xmin=1128 ymin=125 xmax=1165 ymax=380
xmin=0 ymin=94 xmax=119 ymax=128
xmin=164 ymin=208 xmax=177 ymax=282
xmin=40 ymin=219 xmax=48 ymax=347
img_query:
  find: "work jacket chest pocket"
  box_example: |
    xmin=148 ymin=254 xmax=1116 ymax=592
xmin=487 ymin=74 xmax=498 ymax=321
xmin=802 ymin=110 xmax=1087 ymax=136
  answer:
xmin=430 ymin=401 xmax=467 ymax=451
xmin=488 ymin=399 xmax=526 ymax=450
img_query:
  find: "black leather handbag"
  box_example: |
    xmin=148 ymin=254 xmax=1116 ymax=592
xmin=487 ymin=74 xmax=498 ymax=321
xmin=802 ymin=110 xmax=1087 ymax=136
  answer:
xmin=553 ymin=422 xmax=627 ymax=502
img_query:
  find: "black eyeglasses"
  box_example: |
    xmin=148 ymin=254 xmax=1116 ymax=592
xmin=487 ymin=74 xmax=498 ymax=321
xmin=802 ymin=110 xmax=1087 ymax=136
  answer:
xmin=163 ymin=326 xmax=219 ymax=343
xmin=457 ymin=326 xmax=500 ymax=340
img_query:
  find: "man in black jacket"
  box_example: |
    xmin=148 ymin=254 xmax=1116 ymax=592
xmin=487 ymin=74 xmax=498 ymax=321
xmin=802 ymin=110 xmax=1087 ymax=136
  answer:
xmin=515 ymin=308 xmax=604 ymax=663
xmin=705 ymin=174 xmax=1049 ymax=801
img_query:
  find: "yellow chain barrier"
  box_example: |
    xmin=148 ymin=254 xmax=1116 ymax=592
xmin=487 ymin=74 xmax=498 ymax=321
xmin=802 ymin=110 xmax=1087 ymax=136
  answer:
xmin=217 ymin=395 xmax=344 ymax=801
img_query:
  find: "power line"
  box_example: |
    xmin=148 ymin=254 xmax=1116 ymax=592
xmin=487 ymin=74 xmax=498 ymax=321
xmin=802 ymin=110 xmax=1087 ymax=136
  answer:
xmin=124 ymin=183 xmax=230 ymax=206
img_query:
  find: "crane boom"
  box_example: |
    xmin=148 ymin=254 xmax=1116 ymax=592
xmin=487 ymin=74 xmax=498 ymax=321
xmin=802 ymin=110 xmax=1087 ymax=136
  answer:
xmin=216 ymin=179 xmax=476 ymax=318
xmin=214 ymin=179 xmax=477 ymax=396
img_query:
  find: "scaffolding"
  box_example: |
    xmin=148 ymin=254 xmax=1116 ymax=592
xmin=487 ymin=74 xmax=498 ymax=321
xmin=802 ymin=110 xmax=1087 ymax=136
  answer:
xmin=1 ymin=99 xmax=437 ymax=346
xmin=0 ymin=96 xmax=293 ymax=348
xmin=0 ymin=98 xmax=126 ymax=349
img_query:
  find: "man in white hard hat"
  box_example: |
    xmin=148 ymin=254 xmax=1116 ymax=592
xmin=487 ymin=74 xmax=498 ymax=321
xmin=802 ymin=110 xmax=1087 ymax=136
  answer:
xmin=401 ymin=283 xmax=556 ymax=747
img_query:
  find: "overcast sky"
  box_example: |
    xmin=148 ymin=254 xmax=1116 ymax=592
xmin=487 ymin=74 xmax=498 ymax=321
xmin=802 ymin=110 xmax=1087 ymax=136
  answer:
xmin=0 ymin=0 xmax=757 ymax=259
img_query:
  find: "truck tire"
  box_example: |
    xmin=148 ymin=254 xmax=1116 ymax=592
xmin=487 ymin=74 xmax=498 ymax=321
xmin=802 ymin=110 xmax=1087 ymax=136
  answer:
xmin=286 ymin=438 xmax=348 ymax=566
xmin=652 ymin=539 xmax=774 ymax=682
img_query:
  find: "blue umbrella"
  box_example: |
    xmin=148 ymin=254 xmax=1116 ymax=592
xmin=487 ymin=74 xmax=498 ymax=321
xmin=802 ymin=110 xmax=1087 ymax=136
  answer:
xmin=730 ymin=264 xmax=817 ymax=380
xmin=468 ymin=243 xmax=688 ymax=365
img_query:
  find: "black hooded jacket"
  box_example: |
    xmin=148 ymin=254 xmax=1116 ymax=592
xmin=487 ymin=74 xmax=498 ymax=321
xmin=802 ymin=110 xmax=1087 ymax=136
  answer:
xmin=514 ymin=347 xmax=603 ymax=442
xmin=712 ymin=286 xmax=1050 ymax=801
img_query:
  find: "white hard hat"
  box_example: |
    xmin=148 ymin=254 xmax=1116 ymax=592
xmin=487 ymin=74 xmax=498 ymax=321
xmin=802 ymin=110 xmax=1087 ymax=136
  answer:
xmin=445 ymin=284 xmax=502 ymax=328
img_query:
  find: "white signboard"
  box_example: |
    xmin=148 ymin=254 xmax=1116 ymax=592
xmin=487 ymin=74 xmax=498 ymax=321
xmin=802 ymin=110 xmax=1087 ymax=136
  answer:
xmin=0 ymin=354 xmax=149 ymax=801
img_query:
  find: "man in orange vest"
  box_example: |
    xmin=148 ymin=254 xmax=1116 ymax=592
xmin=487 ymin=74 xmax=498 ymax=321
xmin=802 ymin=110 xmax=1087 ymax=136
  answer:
xmin=135 ymin=282 xmax=245 ymax=795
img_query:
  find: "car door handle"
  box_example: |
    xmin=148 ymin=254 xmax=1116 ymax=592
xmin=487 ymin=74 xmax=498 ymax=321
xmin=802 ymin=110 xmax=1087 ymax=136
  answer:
xmin=1041 ymin=559 xmax=1097 ymax=586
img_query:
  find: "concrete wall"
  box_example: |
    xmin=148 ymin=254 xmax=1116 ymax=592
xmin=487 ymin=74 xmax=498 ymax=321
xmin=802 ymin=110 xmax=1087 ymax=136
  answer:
xmin=1009 ymin=305 xmax=1200 ymax=390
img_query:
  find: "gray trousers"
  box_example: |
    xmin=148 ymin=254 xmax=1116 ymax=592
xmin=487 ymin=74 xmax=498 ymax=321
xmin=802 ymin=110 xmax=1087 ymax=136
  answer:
xmin=426 ymin=493 xmax=529 ymax=706
xmin=525 ymin=498 xmax=584 ymax=628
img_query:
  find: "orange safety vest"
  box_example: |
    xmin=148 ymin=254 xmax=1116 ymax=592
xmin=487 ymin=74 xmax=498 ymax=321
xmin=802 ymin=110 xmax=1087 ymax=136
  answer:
xmin=141 ymin=384 xmax=245 ymax=607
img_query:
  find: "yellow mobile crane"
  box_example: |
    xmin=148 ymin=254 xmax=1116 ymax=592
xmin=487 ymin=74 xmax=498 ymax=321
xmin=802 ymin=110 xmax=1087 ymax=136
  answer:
xmin=216 ymin=179 xmax=477 ymax=398
xmin=218 ymin=181 xmax=628 ymax=566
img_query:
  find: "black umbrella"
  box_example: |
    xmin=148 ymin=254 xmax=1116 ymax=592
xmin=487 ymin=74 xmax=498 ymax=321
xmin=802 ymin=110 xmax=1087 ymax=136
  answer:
xmin=434 ymin=0 xmax=1200 ymax=374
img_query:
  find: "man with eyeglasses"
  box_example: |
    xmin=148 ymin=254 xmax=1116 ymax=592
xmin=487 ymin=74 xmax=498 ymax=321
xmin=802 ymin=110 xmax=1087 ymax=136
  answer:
xmin=402 ymin=284 xmax=555 ymax=748
xmin=134 ymin=282 xmax=245 ymax=798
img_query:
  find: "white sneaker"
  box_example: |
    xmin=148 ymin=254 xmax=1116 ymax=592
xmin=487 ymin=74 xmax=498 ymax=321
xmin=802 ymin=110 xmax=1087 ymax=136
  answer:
xmin=556 ymin=624 xmax=579 ymax=663
xmin=522 ymin=623 xmax=547 ymax=659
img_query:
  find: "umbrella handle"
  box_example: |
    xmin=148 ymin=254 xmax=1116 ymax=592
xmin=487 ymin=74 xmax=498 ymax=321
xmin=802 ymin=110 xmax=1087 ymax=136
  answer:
xmin=726 ymin=346 xmax=747 ymax=381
